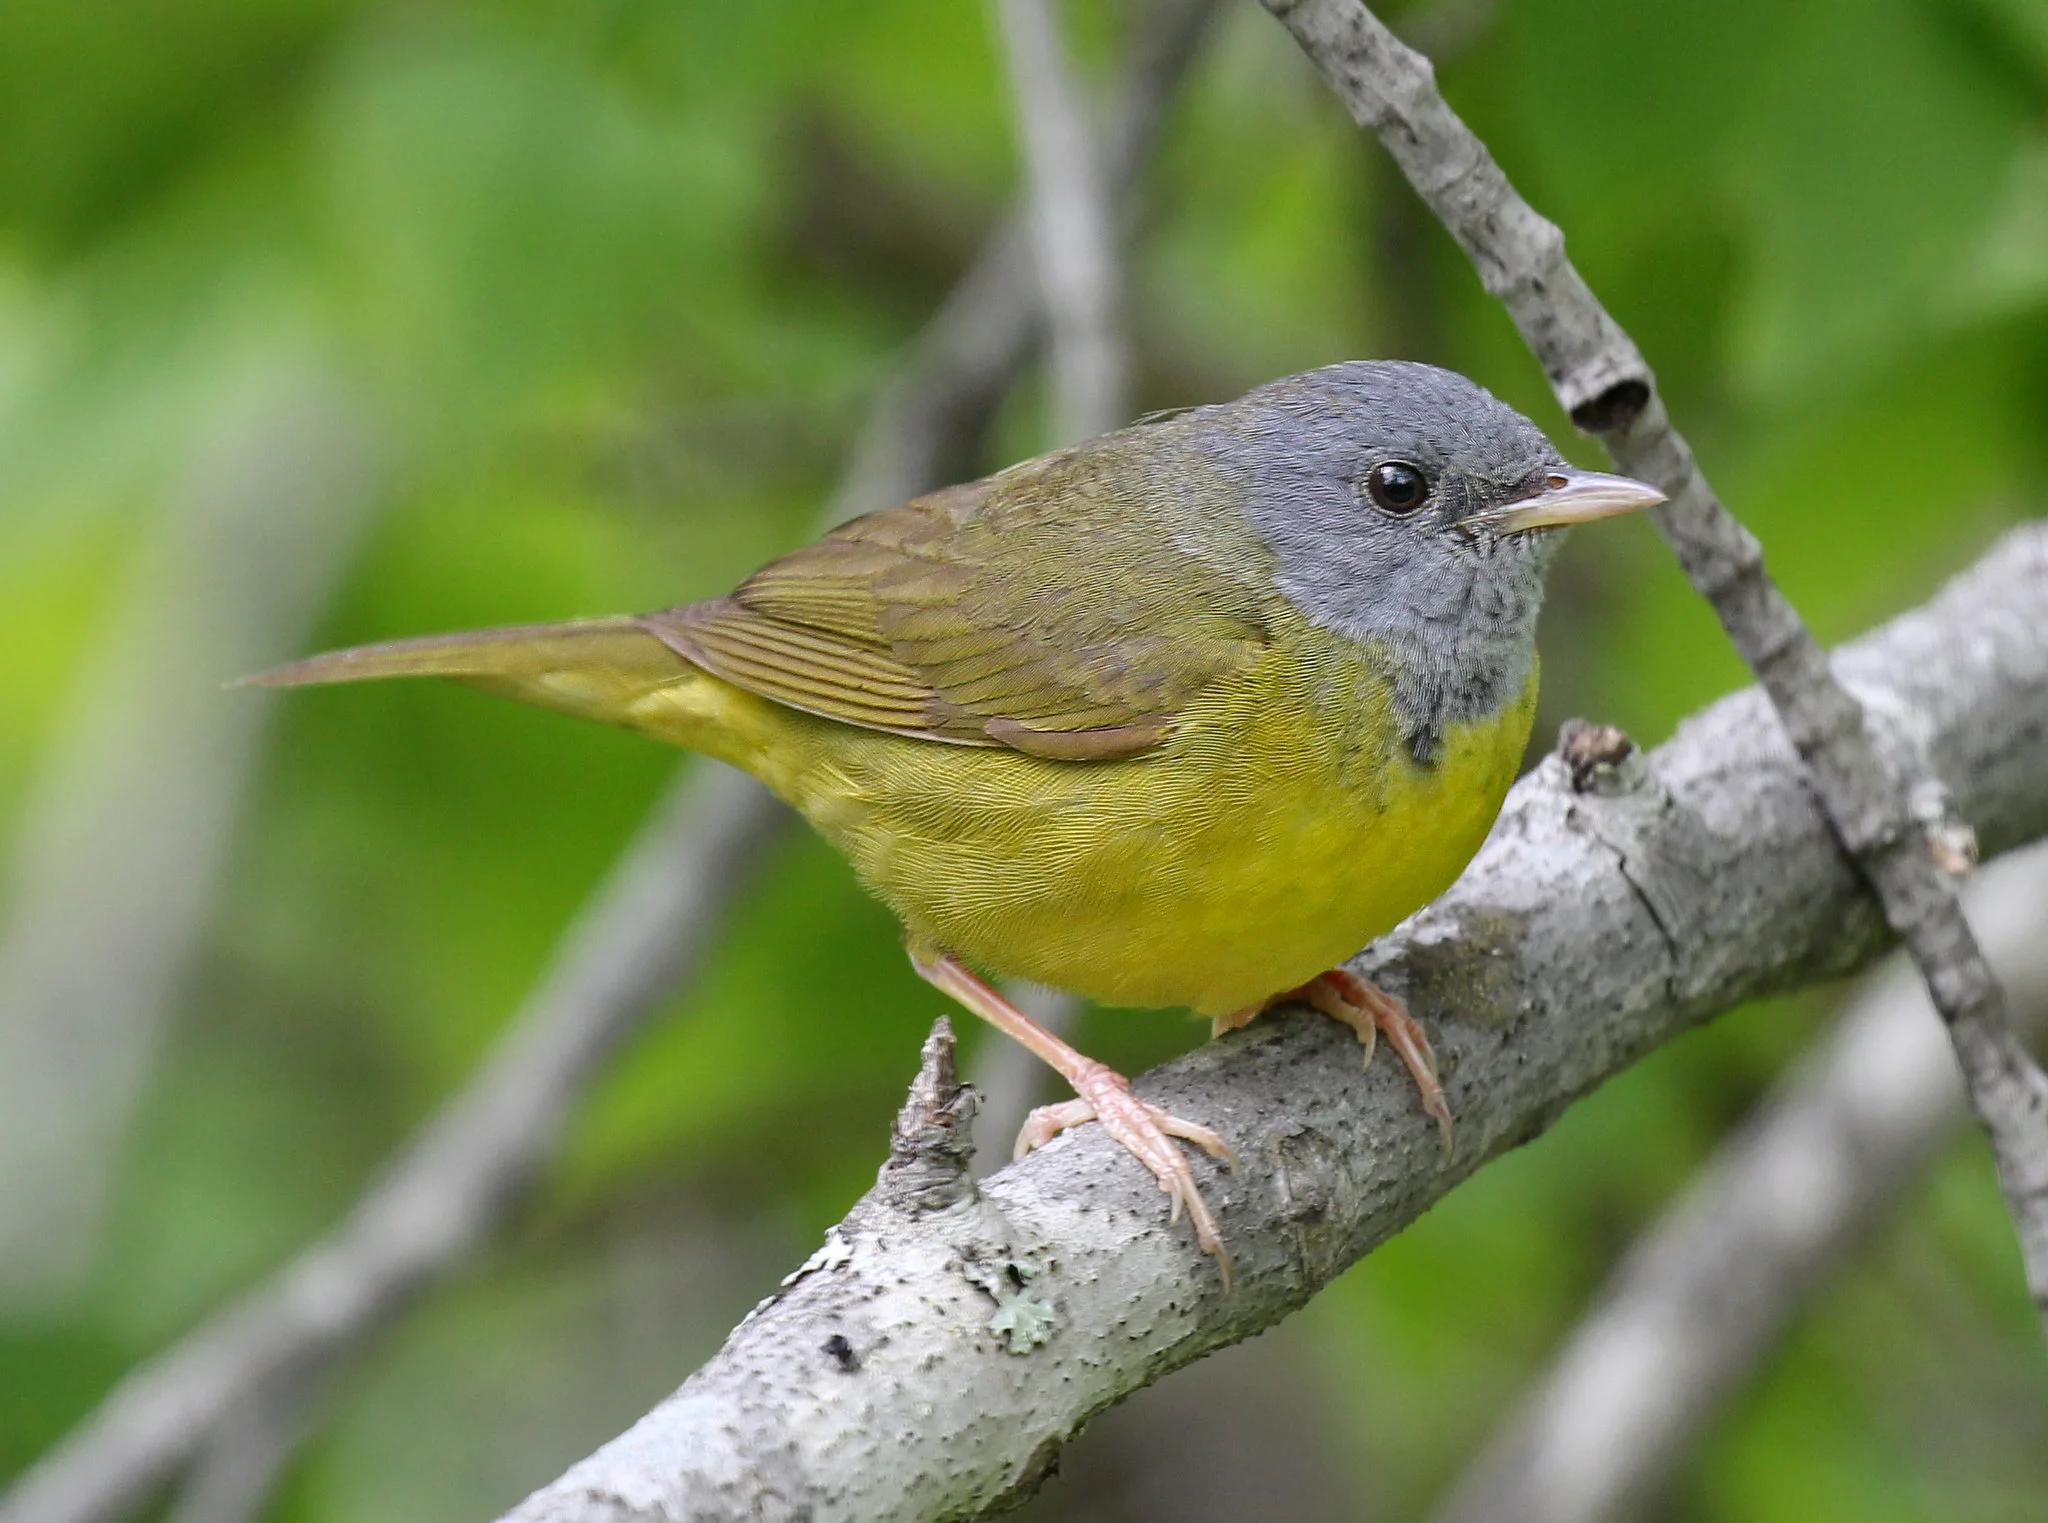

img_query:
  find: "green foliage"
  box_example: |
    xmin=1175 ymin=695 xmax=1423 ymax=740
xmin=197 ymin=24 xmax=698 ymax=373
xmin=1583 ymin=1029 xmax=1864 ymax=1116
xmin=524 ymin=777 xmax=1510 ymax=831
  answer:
xmin=2 ymin=0 xmax=2045 ymax=1518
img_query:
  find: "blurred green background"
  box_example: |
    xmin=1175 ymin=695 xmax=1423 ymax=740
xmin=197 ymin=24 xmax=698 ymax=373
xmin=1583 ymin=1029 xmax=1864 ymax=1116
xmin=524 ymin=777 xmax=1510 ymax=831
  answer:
xmin=2 ymin=0 xmax=2046 ymax=1518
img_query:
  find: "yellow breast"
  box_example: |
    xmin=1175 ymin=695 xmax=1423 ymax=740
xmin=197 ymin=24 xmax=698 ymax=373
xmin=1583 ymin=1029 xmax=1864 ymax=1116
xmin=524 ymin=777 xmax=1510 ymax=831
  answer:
xmin=630 ymin=616 xmax=1535 ymax=1016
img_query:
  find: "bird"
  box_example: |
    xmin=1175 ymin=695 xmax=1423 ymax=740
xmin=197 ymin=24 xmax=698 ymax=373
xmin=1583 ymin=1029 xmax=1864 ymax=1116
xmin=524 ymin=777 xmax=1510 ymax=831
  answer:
xmin=245 ymin=360 xmax=1663 ymax=1281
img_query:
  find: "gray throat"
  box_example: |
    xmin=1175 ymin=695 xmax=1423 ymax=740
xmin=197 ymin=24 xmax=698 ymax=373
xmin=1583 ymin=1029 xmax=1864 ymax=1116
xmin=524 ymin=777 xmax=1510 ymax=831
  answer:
xmin=1171 ymin=365 xmax=1563 ymax=765
xmin=1255 ymin=520 xmax=1553 ymax=766
xmin=1365 ymin=564 xmax=1544 ymax=765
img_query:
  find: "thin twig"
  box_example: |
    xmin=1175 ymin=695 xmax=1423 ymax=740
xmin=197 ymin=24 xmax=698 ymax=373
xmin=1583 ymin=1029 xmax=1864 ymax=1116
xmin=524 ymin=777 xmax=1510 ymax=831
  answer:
xmin=1254 ymin=0 xmax=2048 ymax=1333
xmin=1434 ymin=840 xmax=2048 ymax=1523
xmin=0 ymin=8 xmax=1225 ymax=1522
xmin=497 ymin=528 xmax=2048 ymax=1523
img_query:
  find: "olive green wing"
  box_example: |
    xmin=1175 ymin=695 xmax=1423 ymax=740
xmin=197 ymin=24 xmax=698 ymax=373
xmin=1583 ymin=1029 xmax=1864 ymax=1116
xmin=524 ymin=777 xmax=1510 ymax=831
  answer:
xmin=645 ymin=465 xmax=1271 ymax=760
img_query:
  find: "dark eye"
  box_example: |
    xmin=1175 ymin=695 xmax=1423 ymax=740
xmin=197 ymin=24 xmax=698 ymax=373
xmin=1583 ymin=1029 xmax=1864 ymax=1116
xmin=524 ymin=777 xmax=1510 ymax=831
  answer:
xmin=1365 ymin=460 xmax=1429 ymax=516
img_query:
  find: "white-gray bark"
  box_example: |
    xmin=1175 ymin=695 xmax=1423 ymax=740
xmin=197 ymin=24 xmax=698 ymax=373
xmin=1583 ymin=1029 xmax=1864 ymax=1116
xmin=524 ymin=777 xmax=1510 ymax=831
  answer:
xmin=1254 ymin=0 xmax=2048 ymax=1331
xmin=497 ymin=524 xmax=2048 ymax=1523
xmin=1434 ymin=840 xmax=2048 ymax=1523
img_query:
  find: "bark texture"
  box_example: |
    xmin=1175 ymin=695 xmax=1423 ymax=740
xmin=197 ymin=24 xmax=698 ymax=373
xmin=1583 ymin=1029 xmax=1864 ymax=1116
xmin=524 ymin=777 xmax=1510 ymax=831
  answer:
xmin=1434 ymin=841 xmax=2048 ymax=1523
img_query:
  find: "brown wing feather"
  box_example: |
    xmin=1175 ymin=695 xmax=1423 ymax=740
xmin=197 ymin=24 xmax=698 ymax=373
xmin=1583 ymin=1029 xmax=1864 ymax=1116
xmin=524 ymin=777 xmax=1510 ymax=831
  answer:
xmin=644 ymin=444 xmax=1273 ymax=759
xmin=649 ymin=598 xmax=960 ymax=737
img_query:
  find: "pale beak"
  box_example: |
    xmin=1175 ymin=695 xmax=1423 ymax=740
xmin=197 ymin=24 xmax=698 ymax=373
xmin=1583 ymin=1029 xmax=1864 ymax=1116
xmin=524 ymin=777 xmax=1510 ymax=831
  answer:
xmin=1479 ymin=466 xmax=1666 ymax=535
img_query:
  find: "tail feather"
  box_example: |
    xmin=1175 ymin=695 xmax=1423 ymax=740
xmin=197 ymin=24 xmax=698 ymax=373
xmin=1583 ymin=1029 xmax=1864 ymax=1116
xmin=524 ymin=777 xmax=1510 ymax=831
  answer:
xmin=238 ymin=617 xmax=700 ymax=731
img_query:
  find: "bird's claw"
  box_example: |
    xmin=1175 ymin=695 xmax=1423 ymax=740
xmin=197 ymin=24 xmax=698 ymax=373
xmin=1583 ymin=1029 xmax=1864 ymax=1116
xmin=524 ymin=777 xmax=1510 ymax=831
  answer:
xmin=1016 ymin=1064 xmax=1237 ymax=1284
xmin=1298 ymin=968 xmax=1455 ymax=1159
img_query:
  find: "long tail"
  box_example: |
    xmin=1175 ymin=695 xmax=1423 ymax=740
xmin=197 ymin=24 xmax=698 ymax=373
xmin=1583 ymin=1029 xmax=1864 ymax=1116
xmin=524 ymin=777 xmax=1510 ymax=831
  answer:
xmin=238 ymin=617 xmax=704 ymax=736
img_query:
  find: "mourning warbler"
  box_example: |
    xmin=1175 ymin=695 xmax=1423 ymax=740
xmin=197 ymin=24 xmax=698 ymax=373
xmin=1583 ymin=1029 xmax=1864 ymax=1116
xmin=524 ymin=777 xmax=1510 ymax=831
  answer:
xmin=248 ymin=360 xmax=1663 ymax=1278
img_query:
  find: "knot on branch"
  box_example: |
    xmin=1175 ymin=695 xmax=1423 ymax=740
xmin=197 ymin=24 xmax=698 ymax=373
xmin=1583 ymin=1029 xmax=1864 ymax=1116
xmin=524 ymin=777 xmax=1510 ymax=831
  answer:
xmin=1557 ymin=718 xmax=1643 ymax=795
xmin=1910 ymin=777 xmax=1979 ymax=879
xmin=1568 ymin=377 xmax=1651 ymax=435
xmin=877 ymin=1017 xmax=980 ymax=1216
xmin=1855 ymin=683 xmax=1981 ymax=879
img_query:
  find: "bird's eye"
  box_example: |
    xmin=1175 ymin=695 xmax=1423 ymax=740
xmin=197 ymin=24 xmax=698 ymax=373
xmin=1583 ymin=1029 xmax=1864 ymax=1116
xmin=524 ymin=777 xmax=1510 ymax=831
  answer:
xmin=1365 ymin=460 xmax=1429 ymax=516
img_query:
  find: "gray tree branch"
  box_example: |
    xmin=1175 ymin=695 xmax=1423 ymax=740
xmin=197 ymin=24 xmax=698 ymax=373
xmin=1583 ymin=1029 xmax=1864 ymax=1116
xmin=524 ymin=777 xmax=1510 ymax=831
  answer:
xmin=0 ymin=7 xmax=1224 ymax=1522
xmin=1253 ymin=0 xmax=2048 ymax=1332
xmin=1434 ymin=839 xmax=2048 ymax=1523
xmin=495 ymin=525 xmax=2048 ymax=1523
xmin=158 ymin=1373 xmax=326 ymax=1523
xmin=966 ymin=0 xmax=1496 ymax=1172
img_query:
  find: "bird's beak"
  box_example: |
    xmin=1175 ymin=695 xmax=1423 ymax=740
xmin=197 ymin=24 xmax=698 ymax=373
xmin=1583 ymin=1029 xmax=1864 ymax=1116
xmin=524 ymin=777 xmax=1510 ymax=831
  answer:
xmin=1481 ymin=467 xmax=1666 ymax=535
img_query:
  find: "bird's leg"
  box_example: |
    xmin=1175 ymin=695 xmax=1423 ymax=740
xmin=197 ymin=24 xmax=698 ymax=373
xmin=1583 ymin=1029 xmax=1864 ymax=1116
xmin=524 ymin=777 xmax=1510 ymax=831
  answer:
xmin=1222 ymin=968 xmax=1454 ymax=1157
xmin=909 ymin=948 xmax=1239 ymax=1280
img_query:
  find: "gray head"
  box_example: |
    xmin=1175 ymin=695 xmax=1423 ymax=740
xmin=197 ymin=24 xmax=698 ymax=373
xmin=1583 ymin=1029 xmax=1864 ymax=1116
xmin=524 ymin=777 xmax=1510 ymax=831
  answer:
xmin=1191 ymin=360 xmax=1661 ymax=762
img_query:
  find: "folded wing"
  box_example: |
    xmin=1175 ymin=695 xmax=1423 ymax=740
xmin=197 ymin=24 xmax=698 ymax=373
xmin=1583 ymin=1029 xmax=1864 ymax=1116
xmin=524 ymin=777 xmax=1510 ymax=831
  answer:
xmin=647 ymin=459 xmax=1270 ymax=760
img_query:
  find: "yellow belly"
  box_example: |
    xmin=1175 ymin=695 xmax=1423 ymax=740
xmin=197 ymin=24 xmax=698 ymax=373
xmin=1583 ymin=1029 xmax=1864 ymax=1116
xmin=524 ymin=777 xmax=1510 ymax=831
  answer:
xmin=630 ymin=621 xmax=1535 ymax=1016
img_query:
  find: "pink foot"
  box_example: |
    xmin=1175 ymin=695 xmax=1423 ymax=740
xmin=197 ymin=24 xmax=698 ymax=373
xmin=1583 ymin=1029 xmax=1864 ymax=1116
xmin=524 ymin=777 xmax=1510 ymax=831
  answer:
xmin=1283 ymin=969 xmax=1455 ymax=1157
xmin=910 ymin=947 xmax=1241 ymax=1282
xmin=1016 ymin=1061 xmax=1240 ymax=1282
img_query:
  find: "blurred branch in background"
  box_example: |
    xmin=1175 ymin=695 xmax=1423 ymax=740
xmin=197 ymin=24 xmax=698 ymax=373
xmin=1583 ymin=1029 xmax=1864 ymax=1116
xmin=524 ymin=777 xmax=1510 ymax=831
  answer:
xmin=1434 ymin=838 xmax=2048 ymax=1523
xmin=1256 ymin=0 xmax=2048 ymax=1333
xmin=0 ymin=354 xmax=387 ymax=1304
xmin=1007 ymin=4 xmax=1511 ymax=1505
xmin=975 ymin=0 xmax=1134 ymax=1176
xmin=969 ymin=980 xmax=1081 ymax=1181
xmin=970 ymin=0 xmax=1490 ymax=1175
xmin=157 ymin=1375 xmax=324 ymax=1523
xmin=0 ymin=5 xmax=1224 ymax=1522
xmin=834 ymin=0 xmax=1216 ymax=524
xmin=0 ymin=765 xmax=783 ymax=1523
xmin=1386 ymin=0 xmax=1494 ymax=61
xmin=992 ymin=0 xmax=1129 ymax=443
xmin=497 ymin=529 xmax=2048 ymax=1522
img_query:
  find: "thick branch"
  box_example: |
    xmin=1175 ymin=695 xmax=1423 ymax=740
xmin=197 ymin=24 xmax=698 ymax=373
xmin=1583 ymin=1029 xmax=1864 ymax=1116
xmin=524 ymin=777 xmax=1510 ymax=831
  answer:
xmin=498 ymin=526 xmax=2048 ymax=1523
xmin=1436 ymin=840 xmax=2048 ymax=1523
xmin=1254 ymin=0 xmax=2048 ymax=1326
